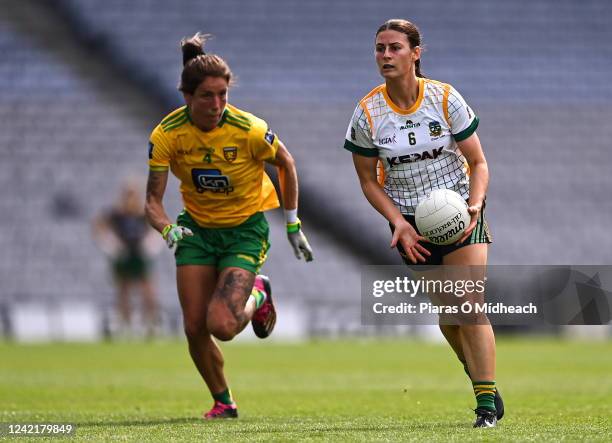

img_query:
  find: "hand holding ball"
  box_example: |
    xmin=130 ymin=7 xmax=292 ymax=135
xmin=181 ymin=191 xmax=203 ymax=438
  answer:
xmin=415 ymin=189 xmax=470 ymax=245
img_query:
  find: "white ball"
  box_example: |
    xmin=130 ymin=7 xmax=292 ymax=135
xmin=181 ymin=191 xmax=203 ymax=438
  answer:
xmin=415 ymin=189 xmax=470 ymax=245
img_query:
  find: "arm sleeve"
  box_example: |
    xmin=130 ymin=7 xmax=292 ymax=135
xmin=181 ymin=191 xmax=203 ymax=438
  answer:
xmin=447 ymin=86 xmax=479 ymax=142
xmin=148 ymin=125 xmax=172 ymax=171
xmin=249 ymin=117 xmax=279 ymax=161
xmin=343 ymin=104 xmax=379 ymax=157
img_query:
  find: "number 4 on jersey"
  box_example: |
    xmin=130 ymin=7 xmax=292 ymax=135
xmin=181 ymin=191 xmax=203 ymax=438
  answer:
xmin=203 ymin=148 xmax=214 ymax=164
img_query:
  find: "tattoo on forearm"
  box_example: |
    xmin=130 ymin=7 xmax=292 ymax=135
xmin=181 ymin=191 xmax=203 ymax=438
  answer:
xmin=146 ymin=172 xmax=163 ymax=199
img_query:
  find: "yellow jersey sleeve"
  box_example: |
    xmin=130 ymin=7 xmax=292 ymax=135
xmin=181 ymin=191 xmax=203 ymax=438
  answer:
xmin=249 ymin=117 xmax=279 ymax=162
xmin=148 ymin=125 xmax=172 ymax=171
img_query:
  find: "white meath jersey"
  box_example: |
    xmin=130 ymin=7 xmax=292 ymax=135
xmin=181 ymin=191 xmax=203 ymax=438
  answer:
xmin=344 ymin=78 xmax=479 ymax=215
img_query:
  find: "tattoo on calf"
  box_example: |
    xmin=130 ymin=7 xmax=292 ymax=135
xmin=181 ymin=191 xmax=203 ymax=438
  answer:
xmin=215 ymin=270 xmax=255 ymax=323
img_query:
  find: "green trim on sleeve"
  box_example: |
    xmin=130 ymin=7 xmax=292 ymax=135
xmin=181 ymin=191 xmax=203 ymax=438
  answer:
xmin=149 ymin=166 xmax=169 ymax=172
xmin=453 ymin=116 xmax=479 ymax=142
xmin=343 ymin=140 xmax=379 ymax=157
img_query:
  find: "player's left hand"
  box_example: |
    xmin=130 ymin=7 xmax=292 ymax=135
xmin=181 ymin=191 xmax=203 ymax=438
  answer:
xmin=287 ymin=219 xmax=313 ymax=262
xmin=457 ymin=202 xmax=482 ymax=243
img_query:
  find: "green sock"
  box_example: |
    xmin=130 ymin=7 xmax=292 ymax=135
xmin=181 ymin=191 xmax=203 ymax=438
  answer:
xmin=250 ymin=288 xmax=266 ymax=309
xmin=473 ymin=381 xmax=496 ymax=412
xmin=212 ymin=388 xmax=234 ymax=405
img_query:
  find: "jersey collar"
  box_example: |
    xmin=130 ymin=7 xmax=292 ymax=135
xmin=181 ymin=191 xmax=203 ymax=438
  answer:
xmin=382 ymin=77 xmax=425 ymax=115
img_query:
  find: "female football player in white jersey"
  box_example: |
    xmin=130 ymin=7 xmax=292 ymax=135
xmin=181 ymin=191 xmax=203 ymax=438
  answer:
xmin=344 ymin=19 xmax=502 ymax=428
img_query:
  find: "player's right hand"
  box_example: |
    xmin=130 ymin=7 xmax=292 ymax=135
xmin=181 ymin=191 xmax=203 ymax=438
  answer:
xmin=390 ymin=221 xmax=430 ymax=264
xmin=162 ymin=224 xmax=194 ymax=248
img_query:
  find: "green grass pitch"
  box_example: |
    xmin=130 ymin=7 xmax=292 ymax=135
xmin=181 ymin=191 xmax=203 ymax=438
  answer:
xmin=1 ymin=337 xmax=611 ymax=441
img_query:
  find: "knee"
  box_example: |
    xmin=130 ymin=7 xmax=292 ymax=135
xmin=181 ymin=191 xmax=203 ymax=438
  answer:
xmin=206 ymin=316 xmax=238 ymax=342
xmin=206 ymin=297 xmax=242 ymax=341
xmin=457 ymin=311 xmax=489 ymax=325
xmin=183 ymin=318 xmax=209 ymax=342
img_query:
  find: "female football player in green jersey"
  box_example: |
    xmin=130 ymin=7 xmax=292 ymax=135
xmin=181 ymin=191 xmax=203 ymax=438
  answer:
xmin=145 ymin=33 xmax=313 ymax=419
xmin=344 ymin=19 xmax=502 ymax=428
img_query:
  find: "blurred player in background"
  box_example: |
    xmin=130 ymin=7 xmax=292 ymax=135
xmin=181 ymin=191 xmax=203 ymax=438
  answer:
xmin=146 ymin=33 xmax=313 ymax=419
xmin=93 ymin=177 xmax=162 ymax=338
xmin=344 ymin=19 xmax=502 ymax=428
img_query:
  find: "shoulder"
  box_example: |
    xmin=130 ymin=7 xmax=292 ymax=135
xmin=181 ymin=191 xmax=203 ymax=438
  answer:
xmin=421 ymin=79 xmax=464 ymax=124
xmin=422 ymin=78 xmax=450 ymax=101
xmin=98 ymin=208 xmax=114 ymax=221
xmin=104 ymin=208 xmax=120 ymax=224
xmin=420 ymin=78 xmax=453 ymax=103
xmin=157 ymin=106 xmax=190 ymax=133
xmin=423 ymin=78 xmax=451 ymax=90
xmin=223 ymin=104 xmax=258 ymax=132
xmin=423 ymin=79 xmax=468 ymax=105
xmin=349 ymin=84 xmax=386 ymax=130
xmin=224 ymin=104 xmax=275 ymax=147
xmin=357 ymin=84 xmax=386 ymax=111
xmin=226 ymin=105 xmax=278 ymax=157
xmin=150 ymin=107 xmax=190 ymax=148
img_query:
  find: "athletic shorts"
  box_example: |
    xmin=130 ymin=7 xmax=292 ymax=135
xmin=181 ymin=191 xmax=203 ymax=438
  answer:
xmin=112 ymin=254 xmax=150 ymax=281
xmin=391 ymin=204 xmax=492 ymax=266
xmin=174 ymin=210 xmax=270 ymax=273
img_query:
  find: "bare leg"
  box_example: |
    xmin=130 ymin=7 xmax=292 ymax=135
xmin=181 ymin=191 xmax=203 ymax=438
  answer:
xmin=458 ymin=324 xmax=496 ymax=380
xmin=206 ymin=267 xmax=257 ymax=341
xmin=177 ymin=265 xmax=227 ymax=394
xmin=439 ymin=324 xmax=466 ymax=366
xmin=443 ymin=243 xmax=496 ymax=381
xmin=116 ymin=279 xmax=131 ymax=330
xmin=139 ymin=278 xmax=159 ymax=336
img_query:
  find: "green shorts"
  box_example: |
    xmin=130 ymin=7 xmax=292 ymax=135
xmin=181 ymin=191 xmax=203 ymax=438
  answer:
xmin=175 ymin=210 xmax=270 ymax=273
xmin=112 ymin=253 xmax=150 ymax=281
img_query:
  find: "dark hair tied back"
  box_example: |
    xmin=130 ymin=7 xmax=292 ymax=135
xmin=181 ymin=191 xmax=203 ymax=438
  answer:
xmin=178 ymin=32 xmax=233 ymax=95
xmin=181 ymin=32 xmax=208 ymax=66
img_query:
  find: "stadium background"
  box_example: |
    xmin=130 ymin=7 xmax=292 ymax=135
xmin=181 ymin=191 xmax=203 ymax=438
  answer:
xmin=1 ymin=0 xmax=611 ymax=340
xmin=1 ymin=1 xmax=612 ymax=440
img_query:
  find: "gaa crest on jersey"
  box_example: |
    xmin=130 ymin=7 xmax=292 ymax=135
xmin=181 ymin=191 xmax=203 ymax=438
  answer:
xmin=429 ymin=121 xmax=442 ymax=137
xmin=191 ymin=168 xmax=234 ymax=195
xmin=223 ymin=146 xmax=238 ymax=163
